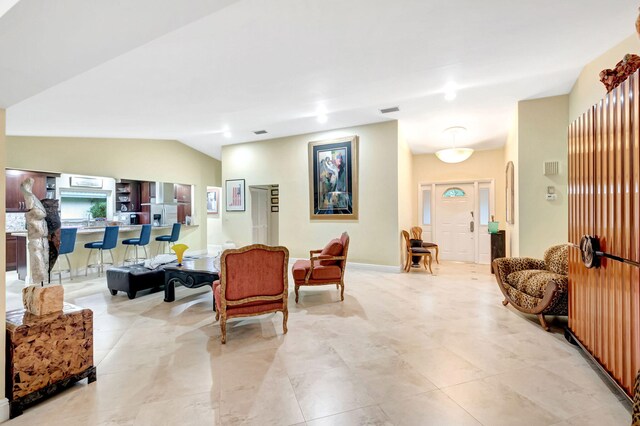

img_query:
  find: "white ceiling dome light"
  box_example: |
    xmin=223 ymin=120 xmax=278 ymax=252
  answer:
xmin=436 ymin=126 xmax=474 ymax=163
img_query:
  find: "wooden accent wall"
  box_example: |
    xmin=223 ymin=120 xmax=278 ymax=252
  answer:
xmin=568 ymin=70 xmax=640 ymax=397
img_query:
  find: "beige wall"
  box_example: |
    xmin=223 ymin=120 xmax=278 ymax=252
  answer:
xmin=504 ymin=113 xmax=519 ymax=256
xmin=221 ymin=121 xmax=402 ymax=266
xmin=517 ymin=95 xmax=569 ymax=257
xmin=397 ymin=125 xmax=414 ymax=260
xmin=0 ymin=109 xmax=6 ymax=402
xmin=412 ymin=147 xmax=506 ymax=226
xmin=570 ymin=34 xmax=640 ymax=122
xmin=7 ymin=136 xmax=222 ymax=254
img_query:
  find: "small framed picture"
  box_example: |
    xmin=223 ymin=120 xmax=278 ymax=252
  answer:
xmin=206 ymin=186 xmax=220 ymax=214
xmin=271 ymin=197 xmax=279 ymax=204
xmin=225 ymin=179 xmax=246 ymax=212
xmin=271 ymin=189 xmax=279 ymax=196
xmin=271 ymin=206 xmax=279 ymax=212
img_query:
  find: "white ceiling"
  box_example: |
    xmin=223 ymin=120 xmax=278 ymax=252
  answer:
xmin=1 ymin=0 xmax=636 ymax=159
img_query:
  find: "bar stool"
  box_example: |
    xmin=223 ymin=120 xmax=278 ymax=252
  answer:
xmin=122 ymin=224 xmax=152 ymax=265
xmin=56 ymin=227 xmax=78 ymax=283
xmin=85 ymin=226 xmax=119 ymax=276
xmin=155 ymin=223 xmax=181 ymax=255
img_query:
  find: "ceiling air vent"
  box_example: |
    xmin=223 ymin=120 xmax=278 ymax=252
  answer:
xmin=543 ymin=160 xmax=560 ymax=176
xmin=380 ymin=106 xmax=400 ymax=114
xmin=253 ymin=130 xmax=268 ymax=135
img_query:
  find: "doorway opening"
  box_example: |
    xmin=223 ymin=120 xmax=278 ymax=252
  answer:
xmin=249 ymin=184 xmax=279 ymax=245
xmin=418 ymin=180 xmax=494 ymax=264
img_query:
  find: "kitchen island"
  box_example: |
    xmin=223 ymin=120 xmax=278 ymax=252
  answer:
xmin=10 ymin=224 xmax=199 ymax=281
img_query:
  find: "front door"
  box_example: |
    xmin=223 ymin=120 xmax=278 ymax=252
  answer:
xmin=250 ymin=187 xmax=269 ymax=244
xmin=434 ymin=183 xmax=475 ymax=262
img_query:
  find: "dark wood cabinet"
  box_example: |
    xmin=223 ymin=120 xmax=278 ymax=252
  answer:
xmin=490 ymin=230 xmax=506 ymax=274
xmin=115 ymin=180 xmax=142 ymax=213
xmin=16 ymin=236 xmax=27 ymax=281
xmin=139 ymin=181 xmax=151 ymax=224
xmin=175 ymin=184 xmax=191 ymax=203
xmin=6 ymin=170 xmax=49 ymax=212
xmin=6 ymin=234 xmax=16 ymax=271
xmin=177 ymin=204 xmax=192 ymax=224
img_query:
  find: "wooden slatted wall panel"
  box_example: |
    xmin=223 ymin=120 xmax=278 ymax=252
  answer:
xmin=568 ymin=71 xmax=640 ymax=397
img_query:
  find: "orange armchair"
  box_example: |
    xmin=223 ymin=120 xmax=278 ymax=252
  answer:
xmin=213 ymin=244 xmax=289 ymax=343
xmin=291 ymin=232 xmax=349 ymax=303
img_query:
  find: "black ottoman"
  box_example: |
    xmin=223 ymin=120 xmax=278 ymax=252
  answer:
xmin=106 ymin=265 xmax=165 ymax=299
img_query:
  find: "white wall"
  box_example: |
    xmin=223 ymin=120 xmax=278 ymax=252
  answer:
xmin=504 ymin=112 xmax=519 ymax=256
xmin=221 ymin=121 xmax=401 ymax=266
xmin=0 ymin=108 xmax=6 ymax=404
xmin=397 ymin=125 xmax=413 ymax=264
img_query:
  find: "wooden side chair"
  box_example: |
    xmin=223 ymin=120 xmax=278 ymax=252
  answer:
xmin=402 ymin=230 xmax=433 ymax=273
xmin=213 ymin=244 xmax=289 ymax=343
xmin=410 ymin=226 xmax=439 ymax=264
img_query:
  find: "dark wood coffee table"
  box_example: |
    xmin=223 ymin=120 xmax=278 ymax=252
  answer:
xmin=163 ymin=257 xmax=219 ymax=309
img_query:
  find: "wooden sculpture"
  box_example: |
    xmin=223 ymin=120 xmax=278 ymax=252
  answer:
xmin=20 ymin=178 xmax=48 ymax=284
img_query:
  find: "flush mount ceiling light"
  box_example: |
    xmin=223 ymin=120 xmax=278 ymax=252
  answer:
xmin=436 ymin=126 xmax=474 ymax=163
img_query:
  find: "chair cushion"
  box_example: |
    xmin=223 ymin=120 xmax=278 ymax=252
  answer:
xmin=122 ymin=238 xmax=140 ymax=245
xmin=214 ymin=281 xmax=283 ymax=317
xmin=319 ymin=239 xmax=343 ymax=266
xmin=506 ymin=270 xmax=567 ymax=299
xmin=410 ymin=247 xmax=431 ymax=254
xmin=84 ymin=241 xmax=103 ymax=249
xmin=544 ymin=244 xmax=568 ymax=275
xmin=292 ymin=259 xmax=342 ymax=282
xmin=155 ymin=235 xmax=172 ymax=242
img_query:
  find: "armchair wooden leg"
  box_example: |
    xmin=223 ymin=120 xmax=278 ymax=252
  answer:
xmin=427 ymin=254 xmax=433 ymax=274
xmin=295 ymin=285 xmax=299 ymax=303
xmin=502 ymin=299 xmax=509 ymax=306
xmin=537 ymin=314 xmax=550 ymax=331
xmin=435 ymin=246 xmax=439 ymax=264
xmin=220 ymin=317 xmax=227 ymax=344
xmin=283 ymin=309 xmax=288 ymax=334
xmin=215 ymin=311 xmax=220 ymax=321
xmin=340 ymin=283 xmax=345 ymax=301
xmin=404 ymin=255 xmax=411 ymax=272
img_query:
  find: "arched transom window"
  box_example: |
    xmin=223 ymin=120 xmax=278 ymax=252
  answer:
xmin=442 ymin=187 xmax=466 ymax=198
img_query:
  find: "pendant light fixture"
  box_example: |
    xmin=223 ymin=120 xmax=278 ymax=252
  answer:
xmin=436 ymin=126 xmax=474 ymax=163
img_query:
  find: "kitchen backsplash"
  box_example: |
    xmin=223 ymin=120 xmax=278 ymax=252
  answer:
xmin=6 ymin=213 xmax=26 ymax=233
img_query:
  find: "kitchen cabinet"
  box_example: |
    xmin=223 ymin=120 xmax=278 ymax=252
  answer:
xmin=16 ymin=236 xmax=27 ymax=281
xmin=175 ymin=184 xmax=191 ymax=203
xmin=6 ymin=234 xmax=16 ymax=271
xmin=115 ymin=180 xmax=141 ymax=213
xmin=177 ymin=204 xmax=192 ymax=224
xmin=6 ymin=170 xmax=50 ymax=212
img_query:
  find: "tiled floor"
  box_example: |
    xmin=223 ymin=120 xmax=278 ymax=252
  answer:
xmin=4 ymin=262 xmax=632 ymax=425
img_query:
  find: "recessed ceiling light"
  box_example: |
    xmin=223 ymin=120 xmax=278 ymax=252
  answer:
xmin=317 ymin=114 xmax=328 ymax=123
xmin=223 ymin=131 xmax=232 ymax=138
xmin=380 ymin=106 xmax=400 ymax=114
xmin=444 ymin=82 xmax=457 ymax=101
xmin=253 ymin=130 xmax=268 ymax=135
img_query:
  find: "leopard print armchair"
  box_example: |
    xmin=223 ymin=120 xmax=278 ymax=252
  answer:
xmin=492 ymin=244 xmax=568 ymax=330
xmin=633 ymin=369 xmax=640 ymax=426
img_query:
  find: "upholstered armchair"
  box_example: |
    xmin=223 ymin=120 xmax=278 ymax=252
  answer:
xmin=492 ymin=244 xmax=568 ymax=331
xmin=213 ymin=244 xmax=289 ymax=343
xmin=291 ymin=232 xmax=349 ymax=303
xmin=402 ymin=230 xmax=433 ymax=273
xmin=633 ymin=370 xmax=640 ymax=426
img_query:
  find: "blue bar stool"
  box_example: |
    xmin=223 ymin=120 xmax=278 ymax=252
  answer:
xmin=155 ymin=223 xmax=181 ymax=255
xmin=56 ymin=227 xmax=78 ymax=283
xmin=122 ymin=224 xmax=152 ymax=265
xmin=85 ymin=226 xmax=119 ymax=276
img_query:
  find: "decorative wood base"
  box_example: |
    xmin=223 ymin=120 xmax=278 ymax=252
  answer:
xmin=6 ymin=304 xmax=95 ymax=418
xmin=9 ymin=367 xmax=96 ymax=419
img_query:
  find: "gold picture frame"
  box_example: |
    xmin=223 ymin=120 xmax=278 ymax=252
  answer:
xmin=308 ymin=135 xmax=358 ymax=220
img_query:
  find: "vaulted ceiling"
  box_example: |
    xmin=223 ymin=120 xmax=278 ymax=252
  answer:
xmin=0 ymin=0 xmax=634 ymax=159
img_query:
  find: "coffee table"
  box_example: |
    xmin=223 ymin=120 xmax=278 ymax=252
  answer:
xmin=163 ymin=257 xmax=219 ymax=309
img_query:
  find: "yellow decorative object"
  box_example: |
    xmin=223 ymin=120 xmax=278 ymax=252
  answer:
xmin=171 ymin=244 xmax=189 ymax=265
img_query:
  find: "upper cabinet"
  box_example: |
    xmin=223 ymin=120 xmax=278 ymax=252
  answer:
xmin=6 ymin=170 xmax=51 ymax=212
xmin=175 ymin=184 xmax=191 ymax=203
xmin=115 ymin=179 xmax=141 ymax=213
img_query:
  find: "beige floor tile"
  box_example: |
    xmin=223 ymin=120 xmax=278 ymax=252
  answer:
xmin=135 ymin=391 xmax=220 ymax=425
xmin=350 ymin=356 xmax=437 ymax=403
xmin=443 ymin=378 xmax=561 ymax=426
xmin=380 ymin=390 xmax=481 ymax=425
xmin=401 ymin=346 xmax=488 ymax=388
xmin=551 ymin=400 xmax=631 ymax=426
xmin=290 ymin=367 xmax=376 ymax=420
xmin=219 ymin=377 xmax=304 ymax=425
xmin=306 ymin=405 xmax=393 ymax=426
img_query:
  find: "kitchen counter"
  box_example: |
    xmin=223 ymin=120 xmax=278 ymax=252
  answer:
xmin=10 ymin=224 xmax=199 ymax=237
